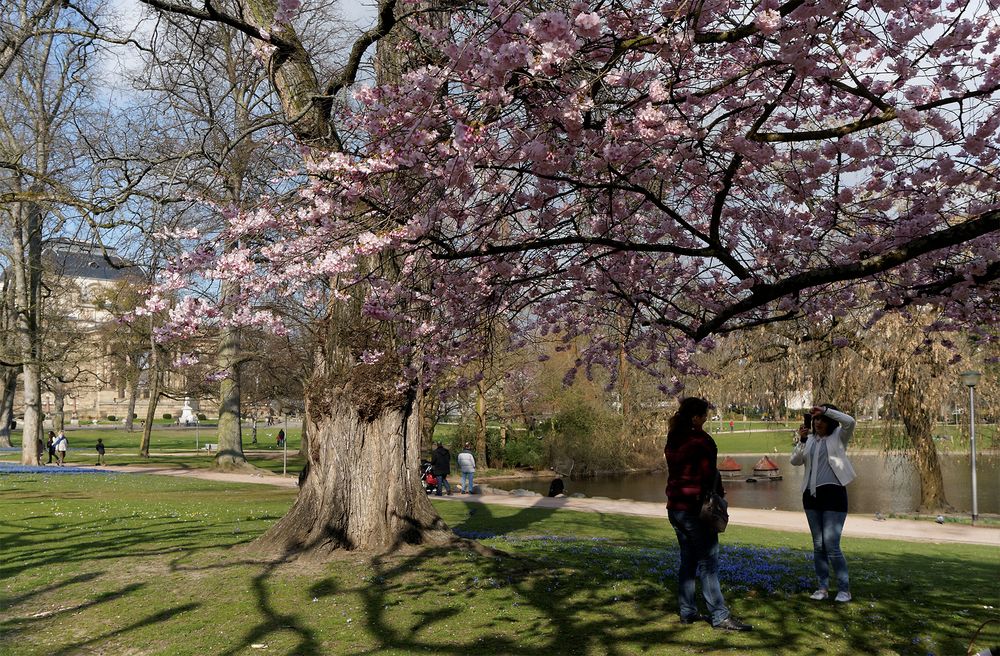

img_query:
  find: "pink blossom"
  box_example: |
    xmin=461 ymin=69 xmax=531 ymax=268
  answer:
xmin=273 ymin=0 xmax=301 ymax=24
xmin=573 ymin=12 xmax=602 ymax=38
xmin=754 ymin=9 xmax=781 ymax=35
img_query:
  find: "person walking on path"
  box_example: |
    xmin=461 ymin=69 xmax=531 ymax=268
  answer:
xmin=53 ymin=430 xmax=68 ymax=466
xmin=46 ymin=432 xmax=56 ymax=464
xmin=431 ymin=441 xmax=452 ymax=496
xmin=35 ymin=434 xmax=44 ymax=465
xmin=457 ymin=443 xmax=476 ymax=494
xmin=665 ymin=397 xmax=752 ymax=632
xmin=791 ymin=405 xmax=856 ymax=603
xmin=95 ymin=438 xmax=106 ymax=465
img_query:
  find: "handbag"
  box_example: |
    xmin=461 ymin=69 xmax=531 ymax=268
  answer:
xmin=699 ymin=472 xmax=729 ymax=533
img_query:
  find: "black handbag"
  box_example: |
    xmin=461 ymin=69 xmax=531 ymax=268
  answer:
xmin=700 ymin=472 xmax=729 ymax=533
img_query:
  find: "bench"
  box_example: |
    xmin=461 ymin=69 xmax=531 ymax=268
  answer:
xmin=201 ymin=443 xmax=218 ymax=452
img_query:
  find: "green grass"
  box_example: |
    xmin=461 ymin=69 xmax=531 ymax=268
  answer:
xmin=1 ymin=472 xmax=998 ymax=655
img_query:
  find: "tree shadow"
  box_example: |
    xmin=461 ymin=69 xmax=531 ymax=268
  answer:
xmin=0 ymin=571 xmax=101 ymax=609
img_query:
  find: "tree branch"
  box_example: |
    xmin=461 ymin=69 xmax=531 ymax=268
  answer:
xmin=693 ymin=209 xmax=1000 ymax=339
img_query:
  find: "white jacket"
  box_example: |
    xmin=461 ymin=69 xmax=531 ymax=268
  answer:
xmin=790 ymin=408 xmax=856 ymax=493
xmin=457 ymin=450 xmax=476 ymax=473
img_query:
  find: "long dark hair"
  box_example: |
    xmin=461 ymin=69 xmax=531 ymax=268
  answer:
xmin=666 ymin=397 xmax=711 ymax=447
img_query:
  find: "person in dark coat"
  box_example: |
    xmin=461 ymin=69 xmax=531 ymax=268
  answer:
xmin=430 ymin=442 xmax=452 ymax=496
xmin=665 ymin=397 xmax=751 ymax=632
xmin=47 ymin=432 xmax=56 ymax=464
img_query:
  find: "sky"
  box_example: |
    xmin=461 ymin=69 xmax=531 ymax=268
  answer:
xmin=102 ymin=0 xmax=380 ymax=90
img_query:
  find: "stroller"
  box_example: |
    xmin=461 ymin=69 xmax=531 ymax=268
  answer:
xmin=420 ymin=460 xmax=438 ymax=494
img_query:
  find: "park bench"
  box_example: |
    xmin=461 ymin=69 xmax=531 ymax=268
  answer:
xmin=201 ymin=443 xmax=218 ymax=452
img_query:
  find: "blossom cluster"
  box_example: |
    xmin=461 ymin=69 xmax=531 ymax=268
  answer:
xmin=157 ymin=0 xmax=999 ymax=391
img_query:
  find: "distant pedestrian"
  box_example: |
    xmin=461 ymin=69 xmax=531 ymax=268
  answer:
xmin=95 ymin=438 xmax=106 ymax=465
xmin=457 ymin=443 xmax=476 ymax=494
xmin=53 ymin=430 xmax=68 ymax=466
xmin=791 ymin=405 xmax=856 ymax=603
xmin=35 ymin=434 xmax=44 ymax=465
xmin=47 ymin=431 xmax=56 ymax=464
xmin=431 ymin=441 xmax=452 ymax=496
xmin=276 ymin=429 xmax=285 ymax=447
xmin=728 ymin=420 xmax=734 ymax=432
xmin=665 ymin=397 xmax=751 ymax=632
xmin=547 ymin=478 xmax=565 ymax=497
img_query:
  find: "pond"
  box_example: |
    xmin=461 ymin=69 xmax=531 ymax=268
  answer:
xmin=490 ymin=453 xmax=1000 ymax=515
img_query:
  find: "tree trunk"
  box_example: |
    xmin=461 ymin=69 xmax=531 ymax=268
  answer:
xmin=125 ymin=375 xmax=138 ymax=432
xmin=140 ymin=347 xmax=162 ymax=458
xmin=895 ymin=368 xmax=951 ymax=511
xmin=417 ymin=387 xmax=439 ymax=455
xmin=255 ymin=390 xmax=450 ymax=554
xmin=16 ymin=200 xmax=43 ymax=465
xmin=53 ymin=382 xmax=65 ymax=433
xmin=0 ymin=368 xmax=16 ymax=448
xmin=296 ymin=412 xmax=308 ymax=456
xmin=475 ymin=378 xmax=488 ymax=465
xmin=215 ymin=320 xmax=246 ymax=468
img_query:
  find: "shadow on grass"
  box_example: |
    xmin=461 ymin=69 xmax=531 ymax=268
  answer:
xmin=3 ymin=473 xmax=997 ymax=655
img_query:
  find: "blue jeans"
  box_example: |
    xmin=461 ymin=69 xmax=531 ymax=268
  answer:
xmin=804 ymin=508 xmax=849 ymax=592
xmin=461 ymin=471 xmax=474 ymax=493
xmin=435 ymin=474 xmax=451 ymax=496
xmin=668 ymin=509 xmax=730 ymax=625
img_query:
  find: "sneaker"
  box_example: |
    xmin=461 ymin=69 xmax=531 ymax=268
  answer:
xmin=835 ymin=591 xmax=852 ymax=603
xmin=713 ymin=617 xmax=752 ymax=632
xmin=810 ymin=589 xmax=829 ymax=601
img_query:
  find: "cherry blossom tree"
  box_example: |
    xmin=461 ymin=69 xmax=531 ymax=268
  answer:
xmin=144 ymin=0 xmax=998 ymax=553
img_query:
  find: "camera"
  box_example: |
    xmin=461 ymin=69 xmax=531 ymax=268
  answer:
xmin=800 ymin=413 xmax=812 ymax=443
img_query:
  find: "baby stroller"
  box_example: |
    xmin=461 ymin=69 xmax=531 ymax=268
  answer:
xmin=420 ymin=460 xmax=438 ymax=494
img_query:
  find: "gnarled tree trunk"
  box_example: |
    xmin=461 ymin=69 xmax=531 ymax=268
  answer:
xmin=256 ymin=388 xmax=449 ymax=554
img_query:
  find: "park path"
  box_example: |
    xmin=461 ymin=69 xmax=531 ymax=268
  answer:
xmin=68 ymin=463 xmax=1000 ymax=547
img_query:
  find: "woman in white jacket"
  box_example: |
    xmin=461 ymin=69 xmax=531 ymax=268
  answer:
xmin=790 ymin=405 xmax=856 ymax=603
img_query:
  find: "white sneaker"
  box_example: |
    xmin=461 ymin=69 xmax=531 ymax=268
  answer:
xmin=810 ymin=589 xmax=829 ymax=601
xmin=835 ymin=591 xmax=852 ymax=603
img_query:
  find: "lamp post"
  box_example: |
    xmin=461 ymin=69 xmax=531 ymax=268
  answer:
xmin=960 ymin=371 xmax=981 ymax=525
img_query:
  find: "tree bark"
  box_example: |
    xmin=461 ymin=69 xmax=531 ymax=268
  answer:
xmin=215 ymin=319 xmax=247 ymax=467
xmin=255 ymin=388 xmax=450 ymax=554
xmin=125 ymin=373 xmax=138 ymax=432
xmin=0 ymin=368 xmax=16 ymax=448
xmin=140 ymin=345 xmax=162 ymax=458
xmin=16 ymin=200 xmax=44 ymax=465
xmin=417 ymin=387 xmax=439 ymax=455
xmin=53 ymin=381 xmax=65 ymax=433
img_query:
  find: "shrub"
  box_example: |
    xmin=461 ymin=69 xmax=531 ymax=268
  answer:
xmin=163 ymin=413 xmax=172 ymax=420
xmin=503 ymin=433 xmax=544 ymax=468
xmin=107 ymin=415 xmax=117 ymax=422
xmin=197 ymin=413 xmax=207 ymax=421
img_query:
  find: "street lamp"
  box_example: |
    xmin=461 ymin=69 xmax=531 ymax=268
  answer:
xmin=960 ymin=370 xmax=981 ymax=524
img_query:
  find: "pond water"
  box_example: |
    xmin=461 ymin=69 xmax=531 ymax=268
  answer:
xmin=490 ymin=454 xmax=1000 ymax=515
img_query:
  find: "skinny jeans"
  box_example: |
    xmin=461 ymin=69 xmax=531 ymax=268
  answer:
xmin=668 ymin=509 xmax=730 ymax=626
xmin=802 ymin=484 xmax=850 ymax=593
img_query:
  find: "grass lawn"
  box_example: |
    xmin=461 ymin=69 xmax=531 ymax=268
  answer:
xmin=2 ymin=472 xmax=998 ymax=655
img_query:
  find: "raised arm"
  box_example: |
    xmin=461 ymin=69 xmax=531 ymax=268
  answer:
xmin=823 ymin=408 xmax=856 ymax=446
